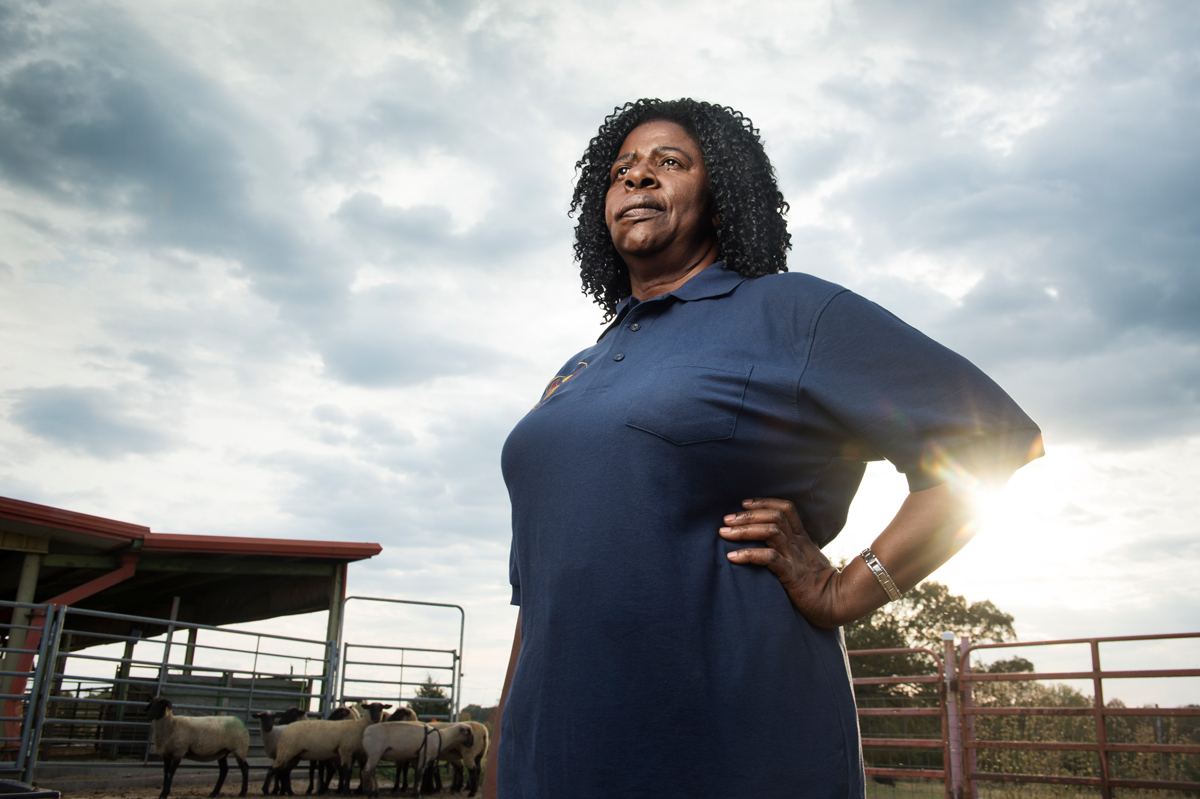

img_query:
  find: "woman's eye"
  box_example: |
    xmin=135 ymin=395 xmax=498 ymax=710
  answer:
xmin=663 ymin=158 xmax=679 ymax=167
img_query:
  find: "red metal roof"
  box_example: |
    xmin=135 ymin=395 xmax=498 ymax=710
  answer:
xmin=0 ymin=495 xmax=149 ymax=541
xmin=141 ymin=532 xmax=381 ymax=559
xmin=0 ymin=495 xmax=381 ymax=561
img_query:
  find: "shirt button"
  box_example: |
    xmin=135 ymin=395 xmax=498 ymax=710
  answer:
xmin=629 ymin=323 xmax=640 ymax=331
xmin=613 ymin=353 xmax=625 ymax=361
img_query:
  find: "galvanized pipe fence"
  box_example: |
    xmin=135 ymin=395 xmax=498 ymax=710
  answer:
xmin=1 ymin=597 xmax=463 ymax=786
xmin=5 ymin=596 xmax=1198 ymax=796
xmin=336 ymin=596 xmax=465 ymax=722
xmin=957 ymin=632 xmax=1200 ymax=798
xmin=850 ymin=632 xmax=1199 ymax=798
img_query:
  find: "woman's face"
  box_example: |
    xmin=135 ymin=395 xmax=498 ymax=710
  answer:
xmin=604 ymin=119 xmax=716 ymax=265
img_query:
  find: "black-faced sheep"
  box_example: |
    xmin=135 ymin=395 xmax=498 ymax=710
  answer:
xmin=438 ymin=721 xmax=488 ymax=798
xmin=378 ymin=708 xmax=417 ymax=794
xmin=359 ymin=722 xmax=473 ymax=799
xmin=414 ymin=721 xmax=488 ymax=797
xmin=253 ymin=707 xmax=309 ymax=795
xmin=309 ymin=706 xmax=357 ymax=796
xmin=145 ymin=696 xmax=251 ymax=799
xmin=271 ymin=702 xmax=390 ymax=796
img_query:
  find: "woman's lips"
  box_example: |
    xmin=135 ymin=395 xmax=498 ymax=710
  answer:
xmin=616 ymin=195 xmax=664 ymax=219
xmin=621 ymin=206 xmax=661 ymax=219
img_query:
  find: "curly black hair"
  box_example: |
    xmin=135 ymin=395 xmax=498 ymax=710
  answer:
xmin=570 ymin=98 xmax=791 ymax=319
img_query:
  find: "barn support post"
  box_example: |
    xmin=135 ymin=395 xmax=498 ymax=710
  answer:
xmin=943 ymin=632 xmax=964 ymax=799
xmin=322 ymin=564 xmax=346 ymax=714
xmin=152 ymin=597 xmax=181 ymax=711
xmin=107 ymin=629 xmax=139 ymax=759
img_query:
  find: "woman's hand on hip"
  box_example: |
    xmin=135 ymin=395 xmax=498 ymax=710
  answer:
xmin=719 ymin=497 xmax=850 ymax=628
xmin=719 ymin=485 xmax=981 ymax=628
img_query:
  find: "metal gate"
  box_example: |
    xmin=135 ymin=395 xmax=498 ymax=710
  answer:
xmin=956 ymin=632 xmax=1200 ymax=798
xmin=334 ymin=596 xmax=465 ymax=722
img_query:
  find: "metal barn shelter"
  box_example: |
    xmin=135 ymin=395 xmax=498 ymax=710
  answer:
xmin=0 ymin=494 xmax=390 ymax=786
xmin=0 ymin=495 xmax=381 ymax=642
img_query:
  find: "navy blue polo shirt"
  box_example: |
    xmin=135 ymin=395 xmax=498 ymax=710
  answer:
xmin=499 ymin=263 xmax=1042 ymax=798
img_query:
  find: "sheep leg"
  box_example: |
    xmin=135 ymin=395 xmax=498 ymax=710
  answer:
xmin=466 ymin=766 xmax=479 ymax=798
xmin=263 ymin=765 xmax=275 ymax=795
xmin=318 ymin=761 xmax=337 ymax=794
xmin=411 ymin=752 xmax=428 ymax=799
xmin=236 ymin=755 xmax=250 ymax=797
xmin=451 ymin=763 xmax=463 ymax=792
xmin=336 ymin=762 xmax=352 ymax=796
xmin=353 ymin=757 xmax=366 ymax=795
xmin=211 ymin=754 xmax=230 ymax=797
xmin=160 ymin=755 xmax=180 ymax=799
xmin=306 ymin=760 xmax=317 ymax=795
xmin=361 ymin=752 xmax=382 ymax=799
xmin=277 ymin=765 xmax=294 ymax=797
xmin=394 ymin=760 xmax=406 ymax=794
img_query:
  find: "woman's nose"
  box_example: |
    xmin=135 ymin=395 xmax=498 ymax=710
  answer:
xmin=624 ymin=161 xmax=658 ymax=189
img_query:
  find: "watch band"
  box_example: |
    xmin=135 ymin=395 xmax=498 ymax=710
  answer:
xmin=861 ymin=547 xmax=903 ymax=602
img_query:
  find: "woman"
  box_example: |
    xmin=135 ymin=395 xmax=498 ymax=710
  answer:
xmin=484 ymin=99 xmax=1042 ymax=798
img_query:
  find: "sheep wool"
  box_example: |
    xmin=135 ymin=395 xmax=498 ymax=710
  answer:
xmin=145 ymin=696 xmax=250 ymax=799
xmin=360 ymin=721 xmax=474 ymax=799
xmin=269 ymin=702 xmax=390 ymax=796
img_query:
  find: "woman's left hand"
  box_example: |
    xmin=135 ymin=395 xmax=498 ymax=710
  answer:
xmin=719 ymin=497 xmax=849 ymax=628
xmin=720 ymin=484 xmax=979 ymax=628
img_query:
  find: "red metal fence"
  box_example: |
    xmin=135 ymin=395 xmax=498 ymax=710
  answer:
xmin=850 ymin=631 xmax=1200 ymax=798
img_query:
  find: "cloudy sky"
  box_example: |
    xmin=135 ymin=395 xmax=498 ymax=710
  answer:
xmin=2 ymin=0 xmax=1198 ymax=707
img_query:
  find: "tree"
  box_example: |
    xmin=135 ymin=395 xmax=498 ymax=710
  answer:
xmin=844 ymin=580 xmax=1016 ymax=654
xmin=410 ymin=674 xmax=450 ymax=719
xmin=460 ymin=704 xmax=496 ymax=724
xmin=844 ymin=580 xmax=1017 ymax=692
xmin=845 ymin=579 xmax=1021 ymax=771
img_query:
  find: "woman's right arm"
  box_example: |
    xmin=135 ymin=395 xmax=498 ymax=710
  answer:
xmin=482 ymin=610 xmax=521 ymax=799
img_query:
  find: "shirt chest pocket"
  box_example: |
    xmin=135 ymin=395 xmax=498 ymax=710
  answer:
xmin=624 ymin=363 xmax=752 ymax=445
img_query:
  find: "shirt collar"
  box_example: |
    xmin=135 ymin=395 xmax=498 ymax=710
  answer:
xmin=600 ymin=262 xmax=745 ymax=341
xmin=667 ymin=260 xmax=746 ymax=301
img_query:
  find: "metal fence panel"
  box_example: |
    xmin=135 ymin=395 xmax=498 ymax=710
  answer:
xmin=959 ymin=632 xmax=1200 ymax=798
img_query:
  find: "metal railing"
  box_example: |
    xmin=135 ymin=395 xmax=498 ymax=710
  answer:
xmin=850 ymin=645 xmax=950 ymax=798
xmin=958 ymin=632 xmax=1200 ymax=798
xmin=2 ymin=600 xmax=334 ymax=783
xmin=1 ymin=602 xmax=62 ymax=782
xmin=9 ymin=595 xmax=1198 ymax=796
xmin=3 ymin=594 xmax=469 ymax=786
xmin=336 ymin=596 xmax=465 ymax=722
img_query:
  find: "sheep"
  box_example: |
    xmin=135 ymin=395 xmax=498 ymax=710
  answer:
xmin=253 ymin=707 xmax=309 ymax=795
xmin=377 ymin=708 xmax=417 ymax=794
xmin=414 ymin=721 xmax=488 ymax=797
xmin=270 ymin=702 xmax=390 ymax=796
xmin=145 ymin=696 xmax=251 ymax=799
xmin=359 ymin=722 xmax=473 ymax=798
xmin=436 ymin=721 xmax=488 ymax=798
xmin=386 ymin=708 xmax=417 ymax=723
xmin=310 ymin=706 xmax=358 ymax=796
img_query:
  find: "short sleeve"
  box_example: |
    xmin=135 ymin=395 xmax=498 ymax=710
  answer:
xmin=802 ymin=291 xmax=1043 ymax=492
xmin=509 ymin=535 xmax=521 ymax=606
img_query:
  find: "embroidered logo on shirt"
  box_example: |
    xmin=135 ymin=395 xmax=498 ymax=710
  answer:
xmin=534 ymin=362 xmax=587 ymax=408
